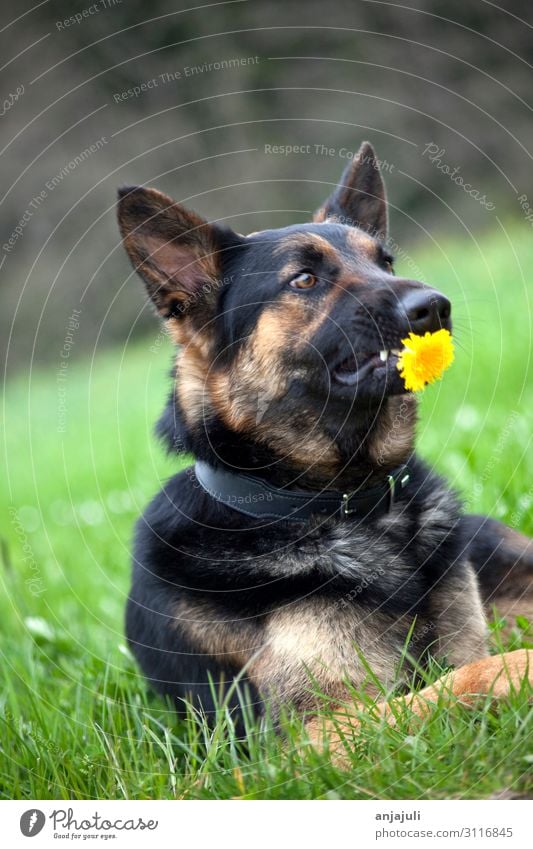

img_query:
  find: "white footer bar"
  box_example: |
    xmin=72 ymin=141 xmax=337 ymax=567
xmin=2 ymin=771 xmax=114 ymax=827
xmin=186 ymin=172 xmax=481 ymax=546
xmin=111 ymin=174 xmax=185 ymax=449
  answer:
xmin=2 ymin=799 xmax=532 ymax=848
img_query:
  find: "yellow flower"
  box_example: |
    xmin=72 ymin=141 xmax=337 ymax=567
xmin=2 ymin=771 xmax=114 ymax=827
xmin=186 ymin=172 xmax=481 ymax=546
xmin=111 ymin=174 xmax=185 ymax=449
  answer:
xmin=397 ymin=329 xmax=454 ymax=392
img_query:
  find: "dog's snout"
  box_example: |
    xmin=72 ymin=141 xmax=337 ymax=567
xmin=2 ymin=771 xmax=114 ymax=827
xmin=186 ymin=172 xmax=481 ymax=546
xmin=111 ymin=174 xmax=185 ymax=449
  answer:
xmin=400 ymin=288 xmax=451 ymax=334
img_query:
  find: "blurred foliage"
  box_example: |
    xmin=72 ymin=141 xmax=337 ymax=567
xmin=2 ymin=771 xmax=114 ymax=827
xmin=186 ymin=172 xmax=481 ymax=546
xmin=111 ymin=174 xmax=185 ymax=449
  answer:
xmin=2 ymin=0 xmax=533 ymax=371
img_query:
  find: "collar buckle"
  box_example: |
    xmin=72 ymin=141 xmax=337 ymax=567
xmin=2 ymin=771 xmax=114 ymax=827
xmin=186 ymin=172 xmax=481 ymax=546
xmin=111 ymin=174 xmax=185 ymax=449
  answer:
xmin=341 ymin=490 xmax=359 ymax=516
xmin=387 ymin=473 xmax=396 ymax=511
xmin=341 ymin=468 xmax=410 ymax=519
xmin=387 ymin=470 xmax=411 ymax=511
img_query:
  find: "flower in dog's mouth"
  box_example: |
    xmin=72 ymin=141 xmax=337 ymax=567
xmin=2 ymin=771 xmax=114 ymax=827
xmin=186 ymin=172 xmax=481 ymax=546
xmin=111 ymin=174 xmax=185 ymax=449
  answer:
xmin=397 ymin=329 xmax=454 ymax=392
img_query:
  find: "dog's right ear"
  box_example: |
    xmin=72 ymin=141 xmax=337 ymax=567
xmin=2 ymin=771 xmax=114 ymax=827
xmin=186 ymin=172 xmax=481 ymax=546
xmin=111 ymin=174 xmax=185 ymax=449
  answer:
xmin=117 ymin=186 xmax=228 ymax=319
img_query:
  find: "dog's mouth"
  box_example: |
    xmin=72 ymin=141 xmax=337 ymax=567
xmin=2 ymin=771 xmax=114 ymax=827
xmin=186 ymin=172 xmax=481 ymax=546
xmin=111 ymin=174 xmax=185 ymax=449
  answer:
xmin=332 ymin=348 xmax=402 ymax=387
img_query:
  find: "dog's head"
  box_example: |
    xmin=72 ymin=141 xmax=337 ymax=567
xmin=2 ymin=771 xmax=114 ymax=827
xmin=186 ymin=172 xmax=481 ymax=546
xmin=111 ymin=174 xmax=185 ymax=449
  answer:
xmin=117 ymin=142 xmax=451 ymax=486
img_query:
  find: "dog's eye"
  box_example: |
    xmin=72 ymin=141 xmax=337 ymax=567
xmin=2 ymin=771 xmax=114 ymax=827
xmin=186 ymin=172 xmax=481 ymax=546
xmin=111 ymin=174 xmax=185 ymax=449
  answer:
xmin=382 ymin=255 xmax=395 ymax=274
xmin=289 ymin=271 xmax=318 ymax=290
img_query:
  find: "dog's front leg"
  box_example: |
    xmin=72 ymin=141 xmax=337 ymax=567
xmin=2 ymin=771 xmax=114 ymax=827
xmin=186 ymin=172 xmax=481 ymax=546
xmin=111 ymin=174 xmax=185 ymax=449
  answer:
xmin=301 ymin=649 xmax=533 ymax=765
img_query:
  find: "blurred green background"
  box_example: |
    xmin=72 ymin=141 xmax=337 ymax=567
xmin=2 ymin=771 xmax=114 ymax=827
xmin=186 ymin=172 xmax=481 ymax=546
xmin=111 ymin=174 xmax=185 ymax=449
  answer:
xmin=1 ymin=0 xmax=532 ymax=800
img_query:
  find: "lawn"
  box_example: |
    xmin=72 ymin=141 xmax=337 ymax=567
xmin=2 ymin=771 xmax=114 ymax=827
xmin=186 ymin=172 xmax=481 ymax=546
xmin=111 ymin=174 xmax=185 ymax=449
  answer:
xmin=1 ymin=223 xmax=532 ymax=800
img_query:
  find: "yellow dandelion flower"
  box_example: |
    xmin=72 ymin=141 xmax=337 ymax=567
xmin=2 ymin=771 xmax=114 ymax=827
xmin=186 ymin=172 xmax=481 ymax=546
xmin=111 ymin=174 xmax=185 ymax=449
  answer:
xmin=397 ymin=329 xmax=454 ymax=392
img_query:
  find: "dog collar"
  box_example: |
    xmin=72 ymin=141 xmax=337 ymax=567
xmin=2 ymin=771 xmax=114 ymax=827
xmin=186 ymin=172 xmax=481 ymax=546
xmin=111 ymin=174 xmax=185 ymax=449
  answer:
xmin=194 ymin=460 xmax=411 ymax=523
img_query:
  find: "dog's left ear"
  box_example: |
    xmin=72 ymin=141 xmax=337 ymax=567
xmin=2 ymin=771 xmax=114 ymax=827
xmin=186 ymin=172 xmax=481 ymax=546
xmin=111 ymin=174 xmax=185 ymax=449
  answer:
xmin=314 ymin=141 xmax=388 ymax=239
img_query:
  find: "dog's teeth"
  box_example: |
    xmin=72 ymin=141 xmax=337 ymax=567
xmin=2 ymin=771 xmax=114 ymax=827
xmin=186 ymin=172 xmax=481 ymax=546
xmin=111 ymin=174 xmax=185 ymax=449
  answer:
xmin=379 ymin=350 xmax=389 ymax=362
xmin=391 ymin=348 xmax=401 ymax=355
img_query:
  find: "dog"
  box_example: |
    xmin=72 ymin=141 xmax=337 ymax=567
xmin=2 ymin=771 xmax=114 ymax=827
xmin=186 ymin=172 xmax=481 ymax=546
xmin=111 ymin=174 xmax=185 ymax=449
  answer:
xmin=117 ymin=141 xmax=532 ymax=754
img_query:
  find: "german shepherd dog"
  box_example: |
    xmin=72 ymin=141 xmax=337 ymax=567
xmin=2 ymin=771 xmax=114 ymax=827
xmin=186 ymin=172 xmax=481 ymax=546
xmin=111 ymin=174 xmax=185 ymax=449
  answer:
xmin=118 ymin=142 xmax=532 ymax=754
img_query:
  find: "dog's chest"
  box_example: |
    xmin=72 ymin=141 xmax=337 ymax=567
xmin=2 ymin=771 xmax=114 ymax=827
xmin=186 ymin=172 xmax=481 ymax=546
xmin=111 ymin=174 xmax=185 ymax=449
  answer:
xmin=304 ymin=485 xmax=459 ymax=596
xmin=287 ymin=508 xmax=420 ymax=603
xmin=259 ymin=597 xmax=412 ymax=699
xmin=252 ymin=505 xmax=450 ymax=697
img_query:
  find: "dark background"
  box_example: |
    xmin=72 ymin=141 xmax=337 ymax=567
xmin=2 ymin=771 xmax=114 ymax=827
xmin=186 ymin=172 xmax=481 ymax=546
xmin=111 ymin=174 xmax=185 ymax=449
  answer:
xmin=2 ymin=0 xmax=532 ymax=372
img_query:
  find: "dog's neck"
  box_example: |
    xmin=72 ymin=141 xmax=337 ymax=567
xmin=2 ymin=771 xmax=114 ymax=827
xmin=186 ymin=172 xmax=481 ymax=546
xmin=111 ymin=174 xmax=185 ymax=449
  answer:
xmin=159 ymin=391 xmax=417 ymax=493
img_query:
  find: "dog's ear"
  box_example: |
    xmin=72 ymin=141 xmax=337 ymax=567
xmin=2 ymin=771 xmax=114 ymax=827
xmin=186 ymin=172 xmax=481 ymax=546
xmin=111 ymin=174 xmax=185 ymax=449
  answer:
xmin=313 ymin=141 xmax=388 ymax=239
xmin=117 ymin=186 xmax=231 ymax=319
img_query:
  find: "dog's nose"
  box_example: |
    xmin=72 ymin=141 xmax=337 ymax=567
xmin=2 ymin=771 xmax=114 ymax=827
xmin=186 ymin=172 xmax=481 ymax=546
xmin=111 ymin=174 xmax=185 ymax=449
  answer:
xmin=400 ymin=288 xmax=451 ymax=334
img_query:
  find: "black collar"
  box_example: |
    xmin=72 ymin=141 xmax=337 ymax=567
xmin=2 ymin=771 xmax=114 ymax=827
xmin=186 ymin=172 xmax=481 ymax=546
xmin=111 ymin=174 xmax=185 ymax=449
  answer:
xmin=194 ymin=461 xmax=411 ymax=523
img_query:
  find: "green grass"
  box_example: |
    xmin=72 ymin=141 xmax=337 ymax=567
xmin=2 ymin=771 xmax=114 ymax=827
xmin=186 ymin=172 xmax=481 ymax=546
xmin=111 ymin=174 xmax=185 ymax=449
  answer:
xmin=1 ymin=223 xmax=532 ymax=800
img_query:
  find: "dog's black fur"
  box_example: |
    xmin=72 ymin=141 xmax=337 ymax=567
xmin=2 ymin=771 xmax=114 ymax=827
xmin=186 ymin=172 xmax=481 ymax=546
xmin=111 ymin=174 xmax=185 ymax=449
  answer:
xmin=118 ymin=142 xmax=532 ymax=726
